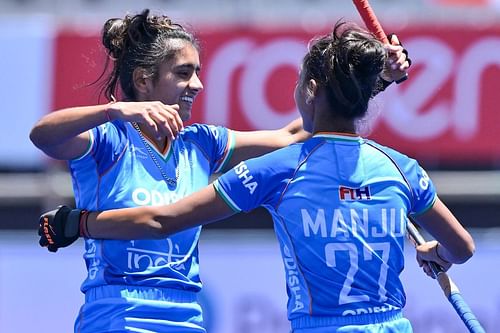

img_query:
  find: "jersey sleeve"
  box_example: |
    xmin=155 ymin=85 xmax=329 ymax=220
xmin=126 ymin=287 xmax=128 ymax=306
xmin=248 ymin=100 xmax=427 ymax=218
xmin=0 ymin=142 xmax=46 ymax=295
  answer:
xmin=404 ymin=162 xmax=437 ymax=215
xmin=386 ymin=149 xmax=437 ymax=215
xmin=214 ymin=147 xmax=296 ymax=213
xmin=367 ymin=140 xmax=437 ymax=215
xmin=183 ymin=123 xmax=235 ymax=174
xmin=70 ymin=121 xmax=128 ymax=175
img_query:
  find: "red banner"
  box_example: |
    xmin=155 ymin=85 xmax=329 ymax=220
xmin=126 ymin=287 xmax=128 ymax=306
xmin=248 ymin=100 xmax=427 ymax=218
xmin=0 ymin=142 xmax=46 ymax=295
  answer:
xmin=52 ymin=24 xmax=500 ymax=167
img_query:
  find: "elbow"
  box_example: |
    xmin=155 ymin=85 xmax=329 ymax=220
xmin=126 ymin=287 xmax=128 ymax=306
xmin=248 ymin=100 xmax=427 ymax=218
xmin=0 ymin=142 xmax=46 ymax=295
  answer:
xmin=461 ymin=241 xmax=476 ymax=264
xmin=30 ymin=124 xmax=51 ymax=150
xmin=453 ymin=238 xmax=476 ymax=264
xmin=29 ymin=126 xmax=42 ymax=149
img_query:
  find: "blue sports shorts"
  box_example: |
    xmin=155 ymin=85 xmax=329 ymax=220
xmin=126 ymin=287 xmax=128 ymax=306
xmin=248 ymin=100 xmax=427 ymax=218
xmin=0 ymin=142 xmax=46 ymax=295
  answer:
xmin=75 ymin=285 xmax=205 ymax=333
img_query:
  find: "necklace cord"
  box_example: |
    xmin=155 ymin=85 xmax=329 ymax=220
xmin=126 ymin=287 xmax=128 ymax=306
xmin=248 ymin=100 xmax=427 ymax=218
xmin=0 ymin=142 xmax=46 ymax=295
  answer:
xmin=132 ymin=122 xmax=179 ymax=186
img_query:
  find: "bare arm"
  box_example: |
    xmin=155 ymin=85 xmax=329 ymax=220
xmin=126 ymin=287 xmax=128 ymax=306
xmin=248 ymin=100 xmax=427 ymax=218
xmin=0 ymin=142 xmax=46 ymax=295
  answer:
xmin=225 ymin=117 xmax=310 ymax=170
xmin=30 ymin=101 xmax=183 ymax=160
xmin=86 ymin=185 xmax=236 ymax=239
xmin=414 ymin=197 xmax=475 ymax=265
xmin=29 ymin=104 xmax=111 ymax=160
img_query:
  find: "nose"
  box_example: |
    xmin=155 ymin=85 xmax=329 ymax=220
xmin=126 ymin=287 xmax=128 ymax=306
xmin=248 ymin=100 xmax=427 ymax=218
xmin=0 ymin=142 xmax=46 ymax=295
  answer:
xmin=189 ymin=73 xmax=203 ymax=92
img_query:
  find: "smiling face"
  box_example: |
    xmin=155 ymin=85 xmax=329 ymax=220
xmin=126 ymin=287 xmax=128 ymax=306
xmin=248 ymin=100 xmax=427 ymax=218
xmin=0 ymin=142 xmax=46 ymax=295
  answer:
xmin=144 ymin=41 xmax=203 ymax=121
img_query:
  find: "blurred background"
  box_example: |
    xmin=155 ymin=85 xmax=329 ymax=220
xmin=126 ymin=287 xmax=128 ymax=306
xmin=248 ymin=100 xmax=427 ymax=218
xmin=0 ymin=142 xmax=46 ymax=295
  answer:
xmin=0 ymin=0 xmax=499 ymax=332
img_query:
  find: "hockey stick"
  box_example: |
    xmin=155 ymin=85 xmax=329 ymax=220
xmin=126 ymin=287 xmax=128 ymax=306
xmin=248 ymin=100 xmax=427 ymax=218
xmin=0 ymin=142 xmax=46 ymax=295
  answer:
xmin=352 ymin=0 xmax=389 ymax=44
xmin=352 ymin=0 xmax=408 ymax=83
xmin=352 ymin=1 xmax=485 ymax=331
xmin=407 ymin=217 xmax=485 ymax=333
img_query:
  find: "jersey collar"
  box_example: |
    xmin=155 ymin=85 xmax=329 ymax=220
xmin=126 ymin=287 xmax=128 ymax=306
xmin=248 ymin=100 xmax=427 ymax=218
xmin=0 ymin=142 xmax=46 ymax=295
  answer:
xmin=313 ymin=131 xmax=362 ymax=142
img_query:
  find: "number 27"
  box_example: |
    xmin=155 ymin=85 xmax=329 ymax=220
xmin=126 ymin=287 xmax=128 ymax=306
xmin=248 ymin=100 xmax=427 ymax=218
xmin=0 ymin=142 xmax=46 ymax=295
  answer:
xmin=325 ymin=242 xmax=390 ymax=305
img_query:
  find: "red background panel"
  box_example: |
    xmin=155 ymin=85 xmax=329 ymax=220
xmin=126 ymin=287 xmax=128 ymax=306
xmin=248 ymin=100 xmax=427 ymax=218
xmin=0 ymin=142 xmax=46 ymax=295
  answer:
xmin=52 ymin=24 xmax=500 ymax=167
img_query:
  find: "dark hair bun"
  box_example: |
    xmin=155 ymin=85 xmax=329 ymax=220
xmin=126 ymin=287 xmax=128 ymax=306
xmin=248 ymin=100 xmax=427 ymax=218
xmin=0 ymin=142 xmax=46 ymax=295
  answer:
xmin=102 ymin=18 xmax=128 ymax=60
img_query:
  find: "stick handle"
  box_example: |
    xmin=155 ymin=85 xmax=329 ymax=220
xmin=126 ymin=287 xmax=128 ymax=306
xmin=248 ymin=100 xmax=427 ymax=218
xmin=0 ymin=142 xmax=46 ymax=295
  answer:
xmin=352 ymin=0 xmax=389 ymax=44
xmin=407 ymin=217 xmax=485 ymax=333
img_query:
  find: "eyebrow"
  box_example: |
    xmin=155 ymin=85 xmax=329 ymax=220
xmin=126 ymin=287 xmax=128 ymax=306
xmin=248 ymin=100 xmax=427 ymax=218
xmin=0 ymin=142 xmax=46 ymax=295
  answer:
xmin=175 ymin=63 xmax=201 ymax=71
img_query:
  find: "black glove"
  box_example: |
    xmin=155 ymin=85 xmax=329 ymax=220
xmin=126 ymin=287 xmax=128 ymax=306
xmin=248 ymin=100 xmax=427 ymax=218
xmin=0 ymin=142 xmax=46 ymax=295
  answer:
xmin=386 ymin=33 xmax=412 ymax=84
xmin=38 ymin=205 xmax=83 ymax=252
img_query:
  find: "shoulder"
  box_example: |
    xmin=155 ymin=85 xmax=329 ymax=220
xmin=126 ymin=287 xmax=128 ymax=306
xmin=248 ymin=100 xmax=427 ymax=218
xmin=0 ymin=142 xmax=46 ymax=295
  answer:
xmin=257 ymin=142 xmax=304 ymax=162
xmin=92 ymin=119 xmax=129 ymax=138
xmin=364 ymin=139 xmax=416 ymax=167
xmin=243 ymin=142 xmax=305 ymax=175
xmin=182 ymin=123 xmax=227 ymax=138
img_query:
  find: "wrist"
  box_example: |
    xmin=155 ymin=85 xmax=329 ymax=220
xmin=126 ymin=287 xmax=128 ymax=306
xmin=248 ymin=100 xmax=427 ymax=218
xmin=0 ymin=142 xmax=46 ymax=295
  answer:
xmin=78 ymin=210 xmax=92 ymax=238
xmin=64 ymin=209 xmax=84 ymax=238
xmin=104 ymin=101 xmax=121 ymax=122
xmin=104 ymin=103 xmax=114 ymax=122
xmin=380 ymin=77 xmax=393 ymax=87
xmin=395 ymin=73 xmax=409 ymax=84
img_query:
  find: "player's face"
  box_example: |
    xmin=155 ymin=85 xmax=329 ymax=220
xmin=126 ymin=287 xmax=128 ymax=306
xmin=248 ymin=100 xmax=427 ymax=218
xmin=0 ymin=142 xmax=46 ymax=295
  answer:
xmin=147 ymin=42 xmax=203 ymax=121
xmin=294 ymin=70 xmax=314 ymax=133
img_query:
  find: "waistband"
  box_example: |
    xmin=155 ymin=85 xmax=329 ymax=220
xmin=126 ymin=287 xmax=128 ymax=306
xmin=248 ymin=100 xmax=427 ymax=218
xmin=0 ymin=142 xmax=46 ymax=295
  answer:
xmin=85 ymin=285 xmax=198 ymax=303
xmin=291 ymin=310 xmax=403 ymax=329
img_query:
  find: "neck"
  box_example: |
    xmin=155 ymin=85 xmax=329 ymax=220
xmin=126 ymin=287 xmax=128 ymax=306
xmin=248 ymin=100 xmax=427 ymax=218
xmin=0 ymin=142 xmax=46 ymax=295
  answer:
xmin=312 ymin=109 xmax=356 ymax=135
xmin=137 ymin=123 xmax=169 ymax=152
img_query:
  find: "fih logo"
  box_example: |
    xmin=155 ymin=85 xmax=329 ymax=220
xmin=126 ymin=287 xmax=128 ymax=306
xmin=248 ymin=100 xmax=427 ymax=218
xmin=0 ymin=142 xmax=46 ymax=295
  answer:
xmin=339 ymin=186 xmax=371 ymax=201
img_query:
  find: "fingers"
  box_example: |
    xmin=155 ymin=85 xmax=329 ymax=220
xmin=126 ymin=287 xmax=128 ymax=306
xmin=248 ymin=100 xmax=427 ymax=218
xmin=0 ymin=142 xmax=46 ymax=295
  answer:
xmin=38 ymin=216 xmax=54 ymax=252
xmin=131 ymin=102 xmax=183 ymax=141
xmin=416 ymin=254 xmax=424 ymax=267
xmin=422 ymin=262 xmax=435 ymax=278
xmin=48 ymin=245 xmax=59 ymax=253
xmin=39 ymin=232 xmax=58 ymax=252
xmin=38 ymin=207 xmax=65 ymax=251
xmin=394 ymin=50 xmax=410 ymax=71
xmin=38 ymin=221 xmax=43 ymax=236
xmin=148 ymin=104 xmax=183 ymax=141
xmin=385 ymin=45 xmax=408 ymax=70
xmin=387 ymin=33 xmax=399 ymax=46
xmin=416 ymin=240 xmax=453 ymax=277
xmin=39 ymin=235 xmax=49 ymax=247
xmin=385 ymin=33 xmax=411 ymax=72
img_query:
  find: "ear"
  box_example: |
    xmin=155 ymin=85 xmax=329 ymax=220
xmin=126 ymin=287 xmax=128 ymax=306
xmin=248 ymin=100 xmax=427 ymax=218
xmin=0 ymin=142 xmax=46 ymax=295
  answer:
xmin=132 ymin=67 xmax=151 ymax=95
xmin=305 ymin=79 xmax=318 ymax=104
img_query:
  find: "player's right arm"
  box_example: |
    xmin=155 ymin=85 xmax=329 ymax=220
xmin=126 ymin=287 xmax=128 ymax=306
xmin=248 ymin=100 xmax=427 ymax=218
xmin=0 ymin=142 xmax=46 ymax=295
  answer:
xmin=39 ymin=184 xmax=237 ymax=252
xmin=30 ymin=101 xmax=183 ymax=160
xmin=30 ymin=104 xmax=110 ymax=160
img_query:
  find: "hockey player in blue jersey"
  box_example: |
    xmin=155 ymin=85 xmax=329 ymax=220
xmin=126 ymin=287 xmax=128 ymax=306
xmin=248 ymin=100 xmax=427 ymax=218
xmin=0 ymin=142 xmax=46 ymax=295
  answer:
xmin=30 ymin=9 xmax=313 ymax=333
xmin=35 ymin=18 xmax=447 ymax=333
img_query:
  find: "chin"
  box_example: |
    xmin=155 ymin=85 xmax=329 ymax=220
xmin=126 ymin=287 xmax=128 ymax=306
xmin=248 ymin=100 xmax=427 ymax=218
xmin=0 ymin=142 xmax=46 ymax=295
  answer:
xmin=180 ymin=110 xmax=191 ymax=122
